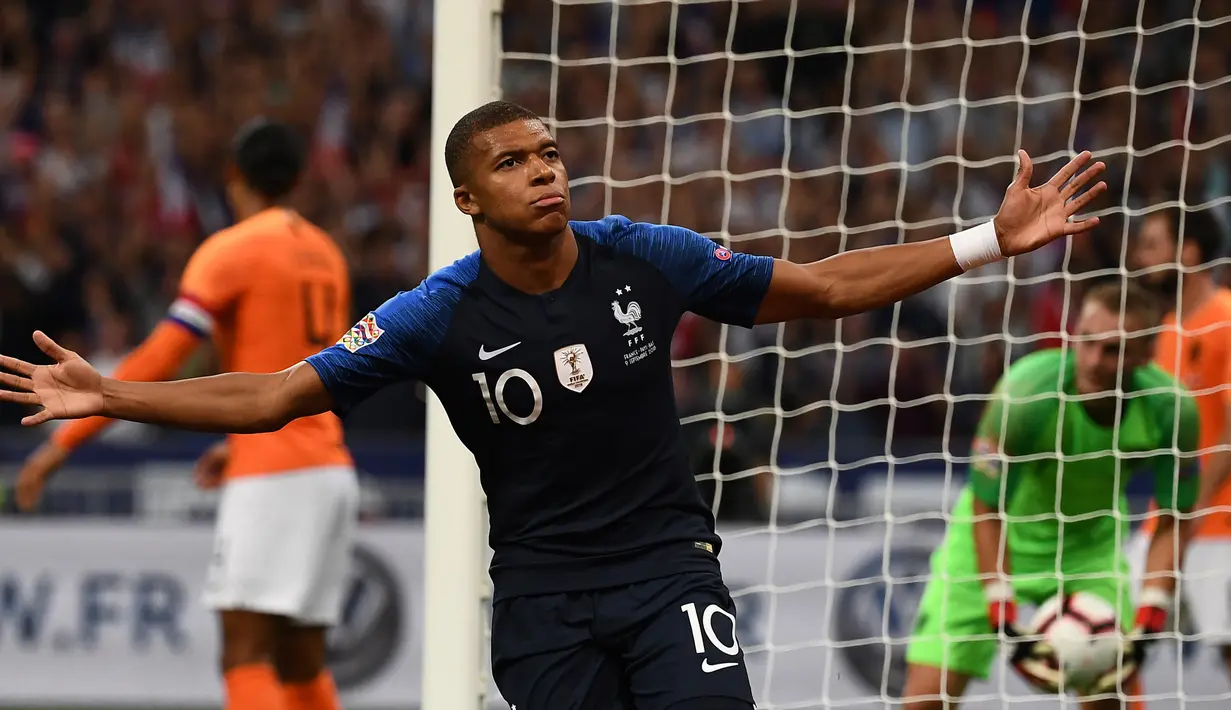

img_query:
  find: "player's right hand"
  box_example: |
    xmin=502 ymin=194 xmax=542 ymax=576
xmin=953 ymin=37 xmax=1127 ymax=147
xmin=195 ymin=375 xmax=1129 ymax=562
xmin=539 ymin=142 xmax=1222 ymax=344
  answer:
xmin=0 ymin=331 xmax=104 ymax=426
xmin=194 ymin=441 xmax=229 ymax=490
xmin=986 ymin=582 xmax=1029 ymax=646
xmin=14 ymin=441 xmax=70 ymax=512
xmin=988 ymin=596 xmax=1041 ymax=660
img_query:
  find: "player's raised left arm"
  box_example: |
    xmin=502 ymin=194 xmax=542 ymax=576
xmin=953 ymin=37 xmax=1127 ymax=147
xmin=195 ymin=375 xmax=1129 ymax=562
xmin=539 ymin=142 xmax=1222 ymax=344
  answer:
xmin=754 ymin=150 xmax=1106 ymax=323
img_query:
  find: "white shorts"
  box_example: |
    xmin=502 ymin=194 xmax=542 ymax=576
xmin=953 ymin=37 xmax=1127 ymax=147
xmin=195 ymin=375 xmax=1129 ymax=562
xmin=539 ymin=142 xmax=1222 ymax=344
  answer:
xmin=1128 ymin=529 xmax=1231 ymax=645
xmin=203 ymin=466 xmax=359 ymax=625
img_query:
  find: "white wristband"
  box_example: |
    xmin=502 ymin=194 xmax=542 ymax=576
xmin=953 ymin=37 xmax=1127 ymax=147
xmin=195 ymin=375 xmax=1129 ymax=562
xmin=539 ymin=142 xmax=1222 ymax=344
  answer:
xmin=1139 ymin=586 xmax=1174 ymax=615
xmin=949 ymin=221 xmax=1003 ymax=272
xmin=984 ymin=579 xmax=1014 ymax=604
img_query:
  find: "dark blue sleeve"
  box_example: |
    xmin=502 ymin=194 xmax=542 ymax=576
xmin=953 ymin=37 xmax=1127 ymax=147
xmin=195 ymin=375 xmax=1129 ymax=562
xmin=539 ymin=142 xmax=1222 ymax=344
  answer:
xmin=303 ymin=256 xmax=475 ymax=415
xmin=573 ymin=215 xmax=775 ymax=327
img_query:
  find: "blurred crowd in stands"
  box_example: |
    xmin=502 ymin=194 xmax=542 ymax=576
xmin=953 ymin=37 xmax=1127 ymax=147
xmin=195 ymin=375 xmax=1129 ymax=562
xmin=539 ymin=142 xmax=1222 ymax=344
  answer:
xmin=2 ymin=0 xmax=1230 ymax=513
xmin=0 ymin=0 xmax=433 ymax=432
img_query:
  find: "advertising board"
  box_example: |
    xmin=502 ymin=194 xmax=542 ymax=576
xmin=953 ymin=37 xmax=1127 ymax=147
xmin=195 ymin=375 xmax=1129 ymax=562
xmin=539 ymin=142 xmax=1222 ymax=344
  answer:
xmin=0 ymin=523 xmax=421 ymax=708
xmin=1 ymin=521 xmax=1226 ymax=709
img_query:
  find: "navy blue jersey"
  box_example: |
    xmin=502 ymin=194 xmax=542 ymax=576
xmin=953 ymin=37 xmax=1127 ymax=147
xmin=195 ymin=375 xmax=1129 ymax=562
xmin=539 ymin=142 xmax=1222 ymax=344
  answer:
xmin=306 ymin=216 xmax=774 ymax=599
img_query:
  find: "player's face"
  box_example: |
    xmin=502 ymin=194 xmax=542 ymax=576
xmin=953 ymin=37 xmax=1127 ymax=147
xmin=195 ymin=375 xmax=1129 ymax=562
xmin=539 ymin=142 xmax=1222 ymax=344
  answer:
xmin=1133 ymin=214 xmax=1181 ymax=292
xmin=1073 ymin=300 xmax=1153 ymax=395
xmin=456 ymin=119 xmax=570 ymax=239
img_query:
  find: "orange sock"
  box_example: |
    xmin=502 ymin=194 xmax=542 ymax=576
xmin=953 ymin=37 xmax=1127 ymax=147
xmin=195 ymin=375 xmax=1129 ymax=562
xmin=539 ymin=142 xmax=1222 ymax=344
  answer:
xmin=1126 ymin=674 xmax=1144 ymax=710
xmin=283 ymin=672 xmax=341 ymax=710
xmin=225 ymin=663 xmax=285 ymax=710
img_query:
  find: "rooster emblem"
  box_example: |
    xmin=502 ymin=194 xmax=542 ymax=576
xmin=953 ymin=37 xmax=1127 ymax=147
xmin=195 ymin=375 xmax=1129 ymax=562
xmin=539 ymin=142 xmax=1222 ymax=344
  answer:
xmin=611 ymin=298 xmax=643 ymax=337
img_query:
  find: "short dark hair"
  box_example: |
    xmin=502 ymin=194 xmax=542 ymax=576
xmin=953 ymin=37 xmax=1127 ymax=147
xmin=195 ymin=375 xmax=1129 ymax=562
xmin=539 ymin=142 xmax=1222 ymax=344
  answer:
xmin=1144 ymin=205 xmax=1225 ymax=263
xmin=1084 ymin=279 xmax=1162 ymax=330
xmin=444 ymin=101 xmax=543 ymax=187
xmin=231 ymin=118 xmax=305 ymax=201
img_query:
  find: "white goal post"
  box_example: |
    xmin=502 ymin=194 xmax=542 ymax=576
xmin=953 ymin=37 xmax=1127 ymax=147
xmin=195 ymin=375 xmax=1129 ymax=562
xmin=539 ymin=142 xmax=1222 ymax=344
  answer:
xmin=427 ymin=1 xmax=1231 ymax=709
xmin=424 ymin=2 xmax=501 ymax=710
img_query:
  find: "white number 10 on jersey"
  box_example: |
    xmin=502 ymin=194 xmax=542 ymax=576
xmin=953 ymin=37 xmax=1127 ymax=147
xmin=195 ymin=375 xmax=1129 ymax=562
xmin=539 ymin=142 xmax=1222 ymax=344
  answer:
xmin=472 ymin=370 xmax=544 ymax=425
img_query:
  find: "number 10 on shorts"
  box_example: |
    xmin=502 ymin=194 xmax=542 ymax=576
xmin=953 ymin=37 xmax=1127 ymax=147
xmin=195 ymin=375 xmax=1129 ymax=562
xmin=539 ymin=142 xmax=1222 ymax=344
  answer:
xmin=681 ymin=602 xmax=741 ymax=670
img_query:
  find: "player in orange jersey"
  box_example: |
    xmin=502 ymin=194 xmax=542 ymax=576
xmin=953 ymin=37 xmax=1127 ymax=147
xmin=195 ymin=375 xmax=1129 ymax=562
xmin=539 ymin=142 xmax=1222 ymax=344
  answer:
xmin=1128 ymin=205 xmax=1231 ymax=680
xmin=14 ymin=120 xmax=355 ymax=710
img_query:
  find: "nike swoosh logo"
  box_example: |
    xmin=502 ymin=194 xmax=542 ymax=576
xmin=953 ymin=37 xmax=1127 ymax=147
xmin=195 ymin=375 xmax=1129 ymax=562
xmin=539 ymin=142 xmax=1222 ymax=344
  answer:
xmin=478 ymin=342 xmax=521 ymax=361
xmin=700 ymin=660 xmax=739 ymax=673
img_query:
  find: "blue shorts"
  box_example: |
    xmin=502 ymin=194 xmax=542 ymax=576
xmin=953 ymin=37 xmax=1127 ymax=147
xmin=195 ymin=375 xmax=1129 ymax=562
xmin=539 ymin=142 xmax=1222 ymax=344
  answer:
xmin=491 ymin=571 xmax=755 ymax=710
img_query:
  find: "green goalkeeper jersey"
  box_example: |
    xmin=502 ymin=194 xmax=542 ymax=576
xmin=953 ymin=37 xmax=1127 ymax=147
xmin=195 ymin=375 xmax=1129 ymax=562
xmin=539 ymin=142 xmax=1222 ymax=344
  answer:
xmin=957 ymin=348 xmax=1200 ymax=560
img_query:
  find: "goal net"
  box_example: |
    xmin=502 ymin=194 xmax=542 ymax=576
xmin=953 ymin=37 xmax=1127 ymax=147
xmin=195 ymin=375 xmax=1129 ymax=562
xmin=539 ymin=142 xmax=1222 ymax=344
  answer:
xmin=490 ymin=0 xmax=1231 ymax=708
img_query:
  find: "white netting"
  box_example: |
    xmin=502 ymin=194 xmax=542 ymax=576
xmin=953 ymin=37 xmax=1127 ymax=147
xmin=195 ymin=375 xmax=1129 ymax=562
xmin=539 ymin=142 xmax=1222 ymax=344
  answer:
xmin=499 ymin=0 xmax=1231 ymax=708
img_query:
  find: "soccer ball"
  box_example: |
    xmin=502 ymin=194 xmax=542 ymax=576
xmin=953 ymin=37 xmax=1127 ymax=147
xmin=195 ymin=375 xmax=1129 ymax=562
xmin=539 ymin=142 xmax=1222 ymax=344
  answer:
xmin=1027 ymin=592 xmax=1121 ymax=692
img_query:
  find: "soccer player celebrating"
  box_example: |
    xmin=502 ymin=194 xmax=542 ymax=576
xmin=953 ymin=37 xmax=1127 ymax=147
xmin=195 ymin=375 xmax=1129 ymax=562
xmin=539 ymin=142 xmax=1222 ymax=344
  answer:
xmin=1130 ymin=206 xmax=1231 ymax=677
xmin=0 ymin=101 xmax=1104 ymax=710
xmin=11 ymin=121 xmax=356 ymax=710
xmin=902 ymin=281 xmax=1199 ymax=710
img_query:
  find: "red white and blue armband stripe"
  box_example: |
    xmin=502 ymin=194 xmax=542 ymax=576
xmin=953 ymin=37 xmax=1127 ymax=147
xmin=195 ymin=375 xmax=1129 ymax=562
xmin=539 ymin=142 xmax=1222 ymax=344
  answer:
xmin=167 ymin=294 xmax=216 ymax=338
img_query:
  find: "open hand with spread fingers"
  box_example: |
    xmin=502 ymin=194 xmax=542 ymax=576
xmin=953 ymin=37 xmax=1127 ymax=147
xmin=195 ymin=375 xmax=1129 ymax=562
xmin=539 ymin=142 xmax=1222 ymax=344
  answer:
xmin=993 ymin=149 xmax=1108 ymax=256
xmin=0 ymin=331 xmax=104 ymax=426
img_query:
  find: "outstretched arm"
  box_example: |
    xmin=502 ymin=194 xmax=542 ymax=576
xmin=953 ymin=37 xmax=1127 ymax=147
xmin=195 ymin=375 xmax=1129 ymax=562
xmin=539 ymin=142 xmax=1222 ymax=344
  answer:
xmin=103 ymin=362 xmax=332 ymax=432
xmin=1 ymin=287 xmax=442 ymax=433
xmin=758 ymin=238 xmax=962 ymax=323
xmin=0 ymin=332 xmax=332 ymax=432
xmin=754 ymin=150 xmax=1107 ymax=323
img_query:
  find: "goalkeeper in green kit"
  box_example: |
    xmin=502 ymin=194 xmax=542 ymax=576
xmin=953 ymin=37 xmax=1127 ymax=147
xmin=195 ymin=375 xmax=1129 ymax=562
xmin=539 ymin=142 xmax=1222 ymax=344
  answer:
xmin=902 ymin=281 xmax=1200 ymax=710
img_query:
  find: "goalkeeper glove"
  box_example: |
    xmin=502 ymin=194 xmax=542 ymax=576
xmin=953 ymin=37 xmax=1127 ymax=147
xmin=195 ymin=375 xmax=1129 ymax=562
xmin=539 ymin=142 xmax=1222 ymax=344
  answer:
xmin=985 ymin=580 xmax=1061 ymax=692
xmin=1085 ymin=586 xmax=1172 ymax=697
xmin=986 ymin=579 xmax=1033 ymax=655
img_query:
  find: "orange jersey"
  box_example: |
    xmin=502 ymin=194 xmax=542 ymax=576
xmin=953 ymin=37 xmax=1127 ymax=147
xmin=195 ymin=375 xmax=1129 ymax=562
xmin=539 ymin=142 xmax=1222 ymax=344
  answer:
xmin=1144 ymin=288 xmax=1231 ymax=537
xmin=168 ymin=208 xmax=353 ymax=479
